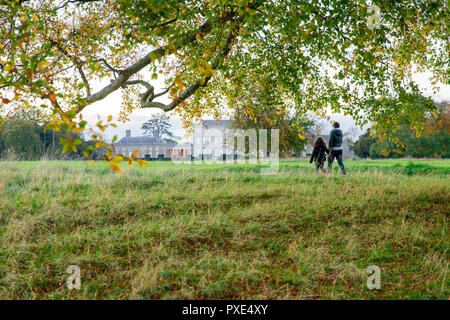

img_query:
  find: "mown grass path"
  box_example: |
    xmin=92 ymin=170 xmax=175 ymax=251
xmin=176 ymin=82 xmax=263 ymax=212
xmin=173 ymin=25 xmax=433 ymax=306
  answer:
xmin=0 ymin=160 xmax=448 ymax=299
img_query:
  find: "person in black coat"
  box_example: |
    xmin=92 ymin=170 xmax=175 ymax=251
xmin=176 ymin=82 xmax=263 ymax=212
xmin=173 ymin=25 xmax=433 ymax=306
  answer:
xmin=309 ymin=137 xmax=329 ymax=173
xmin=328 ymin=121 xmax=346 ymax=174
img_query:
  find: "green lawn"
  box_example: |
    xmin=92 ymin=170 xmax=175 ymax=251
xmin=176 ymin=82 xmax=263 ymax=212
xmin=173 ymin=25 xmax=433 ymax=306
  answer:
xmin=0 ymin=159 xmax=448 ymax=299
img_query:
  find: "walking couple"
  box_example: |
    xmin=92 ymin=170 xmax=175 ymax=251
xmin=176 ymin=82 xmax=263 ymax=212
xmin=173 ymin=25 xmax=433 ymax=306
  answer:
xmin=309 ymin=122 xmax=347 ymax=175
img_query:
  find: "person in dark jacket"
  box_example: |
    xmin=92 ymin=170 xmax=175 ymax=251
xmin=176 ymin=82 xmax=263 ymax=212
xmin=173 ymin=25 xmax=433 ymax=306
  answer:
xmin=327 ymin=122 xmax=346 ymax=174
xmin=310 ymin=137 xmax=329 ymax=173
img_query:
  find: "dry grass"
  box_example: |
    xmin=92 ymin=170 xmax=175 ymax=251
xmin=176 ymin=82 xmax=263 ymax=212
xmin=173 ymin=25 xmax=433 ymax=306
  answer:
xmin=0 ymin=160 xmax=448 ymax=299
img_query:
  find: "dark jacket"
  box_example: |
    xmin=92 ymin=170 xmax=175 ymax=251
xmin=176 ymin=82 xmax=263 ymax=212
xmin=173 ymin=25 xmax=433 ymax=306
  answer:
xmin=329 ymin=128 xmax=343 ymax=149
xmin=310 ymin=145 xmax=329 ymax=164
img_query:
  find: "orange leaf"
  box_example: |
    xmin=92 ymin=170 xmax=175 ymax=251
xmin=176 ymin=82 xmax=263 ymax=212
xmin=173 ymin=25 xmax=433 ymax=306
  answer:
xmin=49 ymin=92 xmax=57 ymax=102
xmin=110 ymin=163 xmax=122 ymax=173
xmin=136 ymin=159 xmax=148 ymax=167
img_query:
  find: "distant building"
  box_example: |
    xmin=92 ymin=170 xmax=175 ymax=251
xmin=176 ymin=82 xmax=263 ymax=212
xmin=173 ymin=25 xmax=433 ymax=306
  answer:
xmin=114 ymin=123 xmax=354 ymax=161
xmin=192 ymin=120 xmax=233 ymax=160
xmin=192 ymin=120 xmax=281 ymax=160
xmin=114 ymin=130 xmax=192 ymax=160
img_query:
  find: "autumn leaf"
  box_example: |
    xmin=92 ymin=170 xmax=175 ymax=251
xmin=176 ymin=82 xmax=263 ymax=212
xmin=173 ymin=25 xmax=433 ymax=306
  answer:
xmin=136 ymin=159 xmax=148 ymax=167
xmin=37 ymin=60 xmax=50 ymax=70
xmin=95 ymin=141 xmax=106 ymax=148
xmin=49 ymin=92 xmax=57 ymax=102
xmin=109 ymin=163 xmax=122 ymax=173
xmin=112 ymin=155 xmax=123 ymax=164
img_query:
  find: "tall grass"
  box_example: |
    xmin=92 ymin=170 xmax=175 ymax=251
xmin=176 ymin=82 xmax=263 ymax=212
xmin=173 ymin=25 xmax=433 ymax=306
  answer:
xmin=0 ymin=147 xmax=75 ymax=162
xmin=0 ymin=160 xmax=448 ymax=299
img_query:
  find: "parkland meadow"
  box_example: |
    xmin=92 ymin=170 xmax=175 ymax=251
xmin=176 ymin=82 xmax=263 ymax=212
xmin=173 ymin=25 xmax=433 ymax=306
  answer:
xmin=0 ymin=159 xmax=448 ymax=299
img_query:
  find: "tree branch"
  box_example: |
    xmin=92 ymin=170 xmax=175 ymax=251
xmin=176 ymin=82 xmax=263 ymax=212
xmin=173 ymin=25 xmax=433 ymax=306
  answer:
xmin=139 ymin=19 xmax=242 ymax=112
xmin=77 ymin=9 xmax=238 ymax=112
xmin=54 ymin=0 xmax=104 ymax=10
xmin=95 ymin=58 xmax=121 ymax=75
xmin=76 ymin=61 xmax=91 ymax=95
xmin=154 ymin=84 xmax=173 ymax=99
xmin=49 ymin=37 xmax=91 ymax=95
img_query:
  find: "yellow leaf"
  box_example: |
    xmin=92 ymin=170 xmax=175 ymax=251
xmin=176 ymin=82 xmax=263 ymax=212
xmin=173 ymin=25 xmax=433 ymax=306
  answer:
xmin=136 ymin=159 xmax=148 ymax=167
xmin=132 ymin=149 xmax=139 ymax=158
xmin=112 ymin=155 xmax=123 ymax=164
xmin=37 ymin=61 xmax=50 ymax=70
xmin=95 ymin=141 xmax=105 ymax=148
xmin=89 ymin=160 xmax=94 ymax=165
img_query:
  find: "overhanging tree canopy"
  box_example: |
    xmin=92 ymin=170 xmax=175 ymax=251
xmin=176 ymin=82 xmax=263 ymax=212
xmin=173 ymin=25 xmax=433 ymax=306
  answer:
xmin=0 ymin=0 xmax=448 ymax=158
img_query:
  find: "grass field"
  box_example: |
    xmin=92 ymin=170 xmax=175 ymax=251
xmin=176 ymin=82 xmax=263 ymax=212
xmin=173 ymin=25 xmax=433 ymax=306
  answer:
xmin=0 ymin=159 xmax=448 ymax=299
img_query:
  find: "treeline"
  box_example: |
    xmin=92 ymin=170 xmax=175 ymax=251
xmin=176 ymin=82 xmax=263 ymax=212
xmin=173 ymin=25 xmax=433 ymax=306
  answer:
xmin=353 ymin=101 xmax=449 ymax=159
xmin=0 ymin=118 xmax=96 ymax=160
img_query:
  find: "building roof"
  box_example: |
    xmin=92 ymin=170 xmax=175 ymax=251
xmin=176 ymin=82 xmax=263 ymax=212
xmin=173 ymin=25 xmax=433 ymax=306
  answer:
xmin=116 ymin=136 xmax=165 ymax=144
